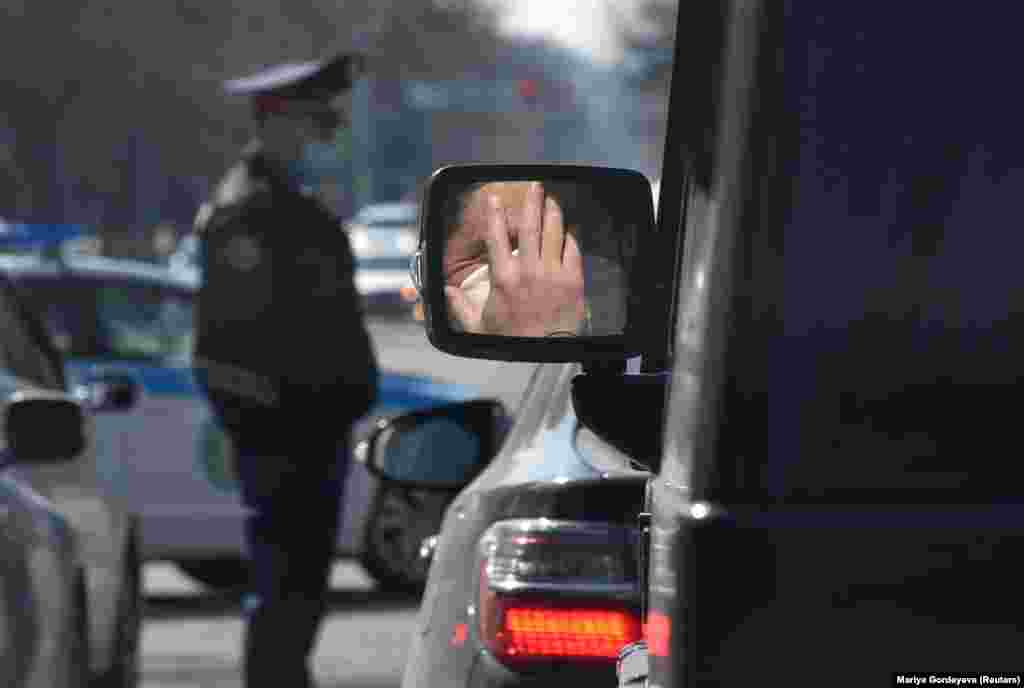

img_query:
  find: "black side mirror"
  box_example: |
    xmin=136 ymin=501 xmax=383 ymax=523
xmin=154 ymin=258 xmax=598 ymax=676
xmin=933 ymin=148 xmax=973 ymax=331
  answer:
xmin=4 ymin=392 xmax=86 ymax=465
xmin=355 ymin=399 xmax=506 ymax=490
xmin=417 ymin=164 xmax=654 ymax=362
xmin=79 ymin=372 xmax=140 ymax=412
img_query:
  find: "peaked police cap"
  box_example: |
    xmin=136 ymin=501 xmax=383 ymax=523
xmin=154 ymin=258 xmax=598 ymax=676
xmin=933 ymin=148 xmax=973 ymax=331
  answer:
xmin=223 ymin=53 xmax=366 ymax=101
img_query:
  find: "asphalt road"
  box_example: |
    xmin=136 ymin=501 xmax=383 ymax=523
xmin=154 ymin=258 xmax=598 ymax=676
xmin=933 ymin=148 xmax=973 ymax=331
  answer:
xmin=141 ymin=313 xmax=534 ymax=687
xmin=143 ymin=562 xmax=416 ymax=688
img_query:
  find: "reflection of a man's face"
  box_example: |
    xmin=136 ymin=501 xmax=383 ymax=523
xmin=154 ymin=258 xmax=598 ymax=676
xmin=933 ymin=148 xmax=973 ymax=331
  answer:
xmin=444 ymin=182 xmax=532 ymax=286
xmin=437 ymin=179 xmax=633 ymax=337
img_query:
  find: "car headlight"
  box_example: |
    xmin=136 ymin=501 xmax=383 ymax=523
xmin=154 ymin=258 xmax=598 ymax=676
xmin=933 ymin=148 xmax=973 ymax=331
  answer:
xmin=397 ymin=233 xmax=418 ymax=255
xmin=350 ymin=229 xmax=372 ymax=254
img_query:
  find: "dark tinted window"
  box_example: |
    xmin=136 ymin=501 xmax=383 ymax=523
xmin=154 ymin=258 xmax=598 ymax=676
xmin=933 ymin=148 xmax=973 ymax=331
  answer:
xmin=758 ymin=7 xmax=1023 ymax=500
xmin=94 ymin=282 xmax=193 ymax=365
xmin=0 ymin=276 xmax=64 ymax=390
xmin=15 ymin=275 xmax=194 ymax=366
xmin=679 ymin=5 xmax=1024 ymax=502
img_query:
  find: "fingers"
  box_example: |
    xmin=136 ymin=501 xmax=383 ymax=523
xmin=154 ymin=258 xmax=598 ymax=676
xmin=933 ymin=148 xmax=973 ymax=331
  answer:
xmin=445 ymin=285 xmax=482 ymax=333
xmin=562 ymin=229 xmax=583 ymax=275
xmin=518 ymin=181 xmax=543 ymax=261
xmin=482 ymin=193 xmax=514 ymax=278
xmin=541 ymin=195 xmax=566 ymax=269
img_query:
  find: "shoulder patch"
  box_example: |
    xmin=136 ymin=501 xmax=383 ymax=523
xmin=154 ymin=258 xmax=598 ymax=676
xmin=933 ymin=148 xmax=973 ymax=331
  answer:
xmin=193 ymin=202 xmax=215 ymax=232
xmin=214 ymin=163 xmax=270 ymax=208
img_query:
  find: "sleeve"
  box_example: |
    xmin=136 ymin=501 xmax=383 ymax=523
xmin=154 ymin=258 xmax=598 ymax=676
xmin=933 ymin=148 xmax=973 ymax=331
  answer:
xmin=282 ymin=202 xmax=379 ymax=419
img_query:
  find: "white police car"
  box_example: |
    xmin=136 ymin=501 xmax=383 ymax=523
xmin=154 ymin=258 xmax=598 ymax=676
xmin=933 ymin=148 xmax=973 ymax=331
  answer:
xmin=3 ymin=225 xmax=476 ymax=593
xmin=344 ymin=202 xmax=420 ymax=311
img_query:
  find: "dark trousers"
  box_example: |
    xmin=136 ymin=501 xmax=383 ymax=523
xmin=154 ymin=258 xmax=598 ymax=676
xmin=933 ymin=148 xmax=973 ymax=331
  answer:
xmin=230 ymin=431 xmax=347 ymax=688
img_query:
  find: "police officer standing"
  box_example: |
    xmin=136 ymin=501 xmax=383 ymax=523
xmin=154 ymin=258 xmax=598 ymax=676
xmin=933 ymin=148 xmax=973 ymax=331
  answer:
xmin=192 ymin=53 xmax=379 ymax=688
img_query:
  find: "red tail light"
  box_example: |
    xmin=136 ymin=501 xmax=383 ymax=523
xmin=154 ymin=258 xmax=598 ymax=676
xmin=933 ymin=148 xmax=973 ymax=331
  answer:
xmin=495 ymin=603 xmax=641 ymax=659
xmin=476 ymin=519 xmax=642 ymax=664
xmin=643 ymin=610 xmax=671 ymax=658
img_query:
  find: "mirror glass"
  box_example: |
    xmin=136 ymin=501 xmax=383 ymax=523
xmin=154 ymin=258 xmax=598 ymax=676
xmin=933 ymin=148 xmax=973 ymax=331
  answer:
xmin=5 ymin=396 xmax=85 ymax=463
xmin=437 ymin=179 xmax=641 ymax=338
xmin=375 ymin=416 xmax=484 ymax=487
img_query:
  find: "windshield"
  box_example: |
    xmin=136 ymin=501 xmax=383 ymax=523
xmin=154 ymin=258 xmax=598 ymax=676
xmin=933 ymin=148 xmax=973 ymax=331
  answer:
xmin=15 ymin=275 xmax=194 ymax=367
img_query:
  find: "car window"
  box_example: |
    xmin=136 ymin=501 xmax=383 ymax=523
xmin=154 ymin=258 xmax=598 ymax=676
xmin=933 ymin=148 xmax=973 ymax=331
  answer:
xmin=15 ymin=275 xmax=194 ymax=367
xmin=13 ymin=277 xmax=96 ymax=359
xmin=0 ymin=276 xmax=65 ymax=390
xmin=758 ymin=8 xmax=1024 ymax=501
xmin=669 ymin=4 xmax=1024 ymax=502
xmin=94 ymin=283 xmax=194 ymax=366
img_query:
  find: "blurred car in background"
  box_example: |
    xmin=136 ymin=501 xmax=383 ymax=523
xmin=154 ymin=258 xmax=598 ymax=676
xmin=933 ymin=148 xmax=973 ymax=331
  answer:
xmin=3 ymin=237 xmax=477 ymax=594
xmin=344 ymin=202 xmax=419 ymax=312
xmin=0 ymin=252 xmax=141 ymax=688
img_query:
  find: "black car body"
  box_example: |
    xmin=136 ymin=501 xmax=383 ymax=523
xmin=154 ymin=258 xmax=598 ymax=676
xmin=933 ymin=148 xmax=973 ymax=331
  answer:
xmin=646 ymin=1 xmax=1024 ymax=685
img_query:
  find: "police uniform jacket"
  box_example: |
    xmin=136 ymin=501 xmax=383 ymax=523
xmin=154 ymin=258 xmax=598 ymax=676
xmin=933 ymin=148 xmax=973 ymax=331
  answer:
xmin=193 ymin=146 xmax=378 ymax=444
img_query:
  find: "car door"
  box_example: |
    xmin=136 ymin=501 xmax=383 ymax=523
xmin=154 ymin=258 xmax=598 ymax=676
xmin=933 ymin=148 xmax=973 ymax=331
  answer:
xmin=650 ymin=2 xmax=1024 ymax=685
xmin=81 ymin=275 xmax=244 ymax=559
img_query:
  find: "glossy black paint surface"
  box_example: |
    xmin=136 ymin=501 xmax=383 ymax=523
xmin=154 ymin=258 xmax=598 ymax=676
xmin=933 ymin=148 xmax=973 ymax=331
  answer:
xmin=654 ymin=1 xmax=1024 ymax=685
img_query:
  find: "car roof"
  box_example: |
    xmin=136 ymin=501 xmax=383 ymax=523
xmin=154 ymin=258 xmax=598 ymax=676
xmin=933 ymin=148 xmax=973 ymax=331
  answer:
xmin=0 ymin=252 xmax=199 ymax=291
xmin=353 ymin=202 xmax=418 ymax=224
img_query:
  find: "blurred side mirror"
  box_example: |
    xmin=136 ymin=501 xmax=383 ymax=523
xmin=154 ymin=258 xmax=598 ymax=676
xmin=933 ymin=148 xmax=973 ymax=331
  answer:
xmin=77 ymin=372 xmax=140 ymax=412
xmin=5 ymin=392 xmax=86 ymax=465
xmin=355 ymin=399 xmax=506 ymax=490
xmin=417 ymin=164 xmax=654 ymax=362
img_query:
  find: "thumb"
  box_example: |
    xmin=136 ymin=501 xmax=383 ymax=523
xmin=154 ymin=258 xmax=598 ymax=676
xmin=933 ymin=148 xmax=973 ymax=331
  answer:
xmin=445 ymin=286 xmax=483 ymax=333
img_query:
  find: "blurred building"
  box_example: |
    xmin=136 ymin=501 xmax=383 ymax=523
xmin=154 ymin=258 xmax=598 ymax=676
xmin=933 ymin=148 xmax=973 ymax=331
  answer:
xmin=2 ymin=42 xmax=665 ymax=251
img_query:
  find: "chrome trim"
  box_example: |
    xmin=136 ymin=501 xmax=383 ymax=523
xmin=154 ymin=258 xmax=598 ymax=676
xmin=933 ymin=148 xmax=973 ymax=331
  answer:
xmin=353 ymin=439 xmax=370 ymax=465
xmin=409 ymin=249 xmax=423 ymax=295
xmin=487 ymin=579 xmax=639 ymax=600
xmin=419 ymin=534 xmax=439 ymax=564
xmin=478 ymin=517 xmax=639 ymax=542
xmin=477 ymin=518 xmax=641 ymax=598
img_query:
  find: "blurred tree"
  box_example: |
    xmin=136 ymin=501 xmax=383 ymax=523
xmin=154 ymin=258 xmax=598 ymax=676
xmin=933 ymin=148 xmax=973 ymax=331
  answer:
xmin=0 ymin=0 xmax=512 ymax=250
xmin=613 ymin=0 xmax=678 ymax=94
